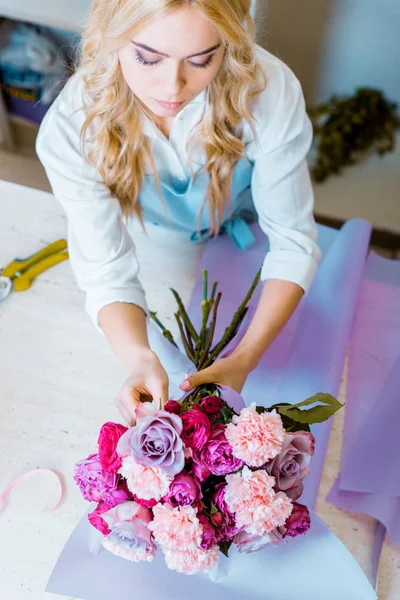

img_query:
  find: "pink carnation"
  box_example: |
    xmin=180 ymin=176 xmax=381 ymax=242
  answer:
xmin=226 ymin=404 xmax=285 ymax=467
xmin=148 ymin=503 xmax=202 ymax=551
xmin=225 ymin=467 xmax=292 ymax=535
xmin=119 ymin=456 xmax=172 ymax=501
xmin=164 ymin=544 xmax=219 ymax=574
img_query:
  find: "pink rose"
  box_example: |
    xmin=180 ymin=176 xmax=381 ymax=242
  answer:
xmin=97 ymin=422 xmax=128 ymax=475
xmin=193 ymin=425 xmax=244 ymax=476
xmin=164 ymin=400 xmax=181 ymax=415
xmin=282 ymin=502 xmax=311 ymax=538
xmin=163 ymin=472 xmax=202 ymax=507
xmin=198 ymin=514 xmax=217 ymax=549
xmin=181 ymin=406 xmax=211 ymax=450
xmin=88 ymin=501 xmax=111 ymax=535
xmin=266 ymin=431 xmax=315 ymax=499
xmin=101 ymin=501 xmax=157 ymax=562
xmin=200 ymin=396 xmax=224 ymax=417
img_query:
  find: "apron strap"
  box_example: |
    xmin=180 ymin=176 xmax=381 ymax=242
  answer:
xmin=190 ymin=216 xmax=256 ymax=250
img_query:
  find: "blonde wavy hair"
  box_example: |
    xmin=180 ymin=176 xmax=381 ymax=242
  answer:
xmin=77 ymin=0 xmax=267 ymax=234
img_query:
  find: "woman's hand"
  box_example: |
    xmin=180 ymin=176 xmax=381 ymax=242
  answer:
xmin=115 ymin=349 xmax=169 ymax=425
xmin=179 ymin=352 xmax=251 ymax=395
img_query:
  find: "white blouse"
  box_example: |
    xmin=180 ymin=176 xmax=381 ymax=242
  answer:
xmin=36 ymin=44 xmax=321 ymax=327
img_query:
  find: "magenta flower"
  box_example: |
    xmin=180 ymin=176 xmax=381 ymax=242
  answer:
xmin=163 ymin=472 xmax=202 ymax=507
xmin=200 ymin=396 xmax=224 ymax=417
xmin=164 ymin=400 xmax=182 ymax=415
xmin=74 ymin=453 xmax=130 ymax=507
xmin=181 ymin=406 xmax=211 ymax=450
xmin=193 ymin=425 xmax=244 ymax=476
xmin=198 ymin=514 xmax=217 ymax=549
xmin=88 ymin=501 xmax=112 ymax=535
xmin=282 ymin=502 xmax=311 ymax=538
xmin=97 ymin=422 xmax=128 ymax=475
xmin=212 ymin=482 xmax=240 ymax=540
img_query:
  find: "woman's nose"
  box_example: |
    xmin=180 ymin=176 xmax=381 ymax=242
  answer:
xmin=164 ymin=61 xmax=186 ymax=98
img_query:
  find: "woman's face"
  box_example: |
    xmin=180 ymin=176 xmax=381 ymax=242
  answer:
xmin=118 ymin=6 xmax=225 ymax=118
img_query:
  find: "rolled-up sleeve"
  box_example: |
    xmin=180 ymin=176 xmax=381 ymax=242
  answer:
xmin=36 ymin=77 xmax=148 ymax=327
xmin=251 ymin=63 xmax=321 ymax=293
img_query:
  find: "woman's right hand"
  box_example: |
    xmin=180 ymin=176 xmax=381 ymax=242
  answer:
xmin=115 ymin=349 xmax=169 ymax=426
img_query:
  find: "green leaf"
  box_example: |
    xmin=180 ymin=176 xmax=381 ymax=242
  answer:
xmin=274 ymin=393 xmax=343 ymax=425
xmin=218 ymin=540 xmax=232 ymax=557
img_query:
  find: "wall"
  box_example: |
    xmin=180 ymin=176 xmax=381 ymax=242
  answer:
xmin=252 ymin=0 xmax=400 ymax=106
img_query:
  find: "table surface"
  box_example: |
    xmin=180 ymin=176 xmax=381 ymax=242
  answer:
xmin=0 ymin=179 xmax=399 ymax=600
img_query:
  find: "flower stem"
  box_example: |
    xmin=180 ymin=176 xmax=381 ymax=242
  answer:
xmin=201 ymin=270 xmax=261 ymax=368
xmin=174 ymin=312 xmax=195 ymax=362
xmin=202 ymin=270 xmax=208 ymax=302
xmin=170 ymin=288 xmax=199 ymax=343
xmin=197 ymin=291 xmax=222 ymax=369
xmin=149 ymin=310 xmax=178 ymax=348
xmin=211 ymin=281 xmax=218 ymax=300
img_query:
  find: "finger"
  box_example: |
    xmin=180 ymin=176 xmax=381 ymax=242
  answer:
xmin=117 ymin=400 xmax=134 ymax=427
xmin=179 ymin=368 xmax=211 ymax=392
xmin=121 ymin=389 xmax=141 ymax=424
xmin=148 ymin=380 xmax=169 ymax=410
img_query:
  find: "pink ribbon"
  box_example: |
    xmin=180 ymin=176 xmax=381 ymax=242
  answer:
xmin=0 ymin=469 xmax=63 ymax=513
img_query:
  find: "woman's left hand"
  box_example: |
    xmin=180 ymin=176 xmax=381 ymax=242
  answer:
xmin=179 ymin=353 xmax=251 ymax=394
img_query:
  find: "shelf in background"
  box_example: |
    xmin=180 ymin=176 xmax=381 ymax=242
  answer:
xmin=0 ymin=0 xmax=91 ymax=31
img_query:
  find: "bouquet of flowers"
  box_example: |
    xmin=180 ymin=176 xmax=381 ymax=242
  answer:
xmin=74 ymin=271 xmax=343 ymax=575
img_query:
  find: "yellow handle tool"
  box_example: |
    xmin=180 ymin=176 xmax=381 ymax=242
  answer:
xmin=2 ymin=239 xmax=69 ymax=292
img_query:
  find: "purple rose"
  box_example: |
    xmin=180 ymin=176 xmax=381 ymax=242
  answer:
xmin=163 ymin=472 xmax=202 ymax=507
xmin=191 ymin=460 xmax=211 ymax=482
xmin=200 ymin=396 xmax=224 ymax=417
xmin=193 ymin=425 xmax=244 ymax=476
xmin=198 ymin=514 xmax=217 ymax=549
xmin=212 ymin=482 xmax=240 ymax=540
xmin=234 ymin=528 xmax=283 ymax=553
xmin=181 ymin=407 xmax=211 ymax=450
xmin=120 ymin=410 xmax=184 ymax=476
xmin=283 ymin=502 xmax=311 ymax=538
xmin=74 ymin=454 xmax=130 ymax=507
xmin=164 ymin=400 xmax=181 ymax=415
xmin=266 ymin=431 xmax=315 ymax=499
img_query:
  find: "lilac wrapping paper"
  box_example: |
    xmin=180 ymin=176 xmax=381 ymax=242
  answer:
xmin=327 ymin=252 xmax=400 ymax=578
xmin=47 ymin=220 xmax=377 ymax=600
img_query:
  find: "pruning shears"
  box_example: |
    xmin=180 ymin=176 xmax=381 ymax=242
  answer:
xmin=0 ymin=239 xmax=69 ymax=303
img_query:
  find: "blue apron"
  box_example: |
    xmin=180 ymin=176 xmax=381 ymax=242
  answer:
xmin=137 ymin=157 xmax=257 ymax=250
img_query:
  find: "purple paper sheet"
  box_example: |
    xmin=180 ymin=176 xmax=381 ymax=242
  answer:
xmin=188 ymin=219 xmax=372 ymax=507
xmin=327 ymin=252 xmax=400 ymax=580
xmin=47 ymin=219 xmax=377 ymax=600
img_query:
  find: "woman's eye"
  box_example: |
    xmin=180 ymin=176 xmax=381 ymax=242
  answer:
xmin=135 ymin=52 xmax=160 ymax=67
xmin=190 ymin=56 xmax=213 ymax=69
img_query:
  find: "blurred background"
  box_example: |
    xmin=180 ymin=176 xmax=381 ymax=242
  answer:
xmin=0 ymin=0 xmax=399 ymax=255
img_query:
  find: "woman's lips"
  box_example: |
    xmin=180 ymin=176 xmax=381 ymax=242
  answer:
xmin=155 ymin=99 xmax=185 ymax=109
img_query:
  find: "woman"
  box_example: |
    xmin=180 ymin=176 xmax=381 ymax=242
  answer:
xmin=36 ymin=0 xmax=321 ymax=425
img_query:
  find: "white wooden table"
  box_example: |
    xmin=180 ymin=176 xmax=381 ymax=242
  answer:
xmin=0 ymin=180 xmax=399 ymax=599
